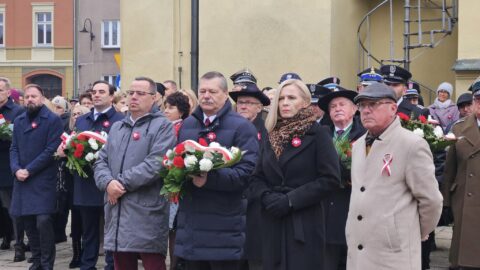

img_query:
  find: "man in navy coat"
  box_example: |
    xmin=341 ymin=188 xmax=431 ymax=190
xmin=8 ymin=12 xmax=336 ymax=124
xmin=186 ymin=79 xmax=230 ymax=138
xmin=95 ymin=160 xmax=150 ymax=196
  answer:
xmin=0 ymin=77 xmax=25 ymax=261
xmin=57 ymin=80 xmax=123 ymax=270
xmin=175 ymin=71 xmax=259 ymax=270
xmin=10 ymin=84 xmax=63 ymax=270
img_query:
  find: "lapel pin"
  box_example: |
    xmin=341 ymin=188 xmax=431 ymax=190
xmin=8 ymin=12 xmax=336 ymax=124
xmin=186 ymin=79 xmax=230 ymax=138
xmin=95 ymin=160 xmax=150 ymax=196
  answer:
xmin=103 ymin=121 xmax=110 ymax=128
xmin=207 ymin=132 xmax=216 ymax=141
xmin=133 ymin=131 xmax=140 ymax=141
xmin=291 ymin=137 xmax=301 ymax=147
xmin=257 ymin=132 xmax=261 ymax=141
xmin=31 ymin=122 xmax=38 ymax=129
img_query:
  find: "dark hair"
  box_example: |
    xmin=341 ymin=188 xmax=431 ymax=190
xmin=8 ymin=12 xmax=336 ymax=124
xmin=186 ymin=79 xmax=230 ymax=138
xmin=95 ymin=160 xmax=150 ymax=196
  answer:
xmin=165 ymin=92 xmax=191 ymax=120
xmin=200 ymin=71 xmax=228 ymax=92
xmin=79 ymin=92 xmax=92 ymax=102
xmin=134 ymin=76 xmax=156 ymax=93
xmin=24 ymin=84 xmax=44 ymax=96
xmin=92 ymin=80 xmax=116 ymax=95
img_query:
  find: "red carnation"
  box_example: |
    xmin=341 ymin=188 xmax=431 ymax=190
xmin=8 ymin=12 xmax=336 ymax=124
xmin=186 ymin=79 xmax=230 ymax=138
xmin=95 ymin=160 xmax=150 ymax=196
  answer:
xmin=397 ymin=112 xmax=410 ymax=121
xmin=73 ymin=150 xmax=83 ymax=158
xmin=77 ymin=134 xmax=87 ymax=141
xmin=76 ymin=143 xmax=84 ymax=152
xmin=419 ymin=115 xmax=427 ymax=124
xmin=70 ymin=141 xmax=77 ymax=148
xmin=346 ymin=150 xmax=352 ymax=158
xmin=173 ymin=156 xmax=185 ymax=168
xmin=175 ymin=143 xmax=185 ymax=155
xmin=198 ymin=138 xmax=208 ymax=146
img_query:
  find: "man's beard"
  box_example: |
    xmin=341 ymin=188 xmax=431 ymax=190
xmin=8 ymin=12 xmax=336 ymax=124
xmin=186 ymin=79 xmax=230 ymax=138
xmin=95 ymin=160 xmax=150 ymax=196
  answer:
xmin=26 ymin=103 xmax=42 ymax=119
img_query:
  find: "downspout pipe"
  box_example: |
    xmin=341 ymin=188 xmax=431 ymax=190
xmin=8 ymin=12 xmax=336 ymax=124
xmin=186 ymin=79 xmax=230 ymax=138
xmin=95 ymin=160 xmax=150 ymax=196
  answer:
xmin=191 ymin=0 xmax=199 ymax=93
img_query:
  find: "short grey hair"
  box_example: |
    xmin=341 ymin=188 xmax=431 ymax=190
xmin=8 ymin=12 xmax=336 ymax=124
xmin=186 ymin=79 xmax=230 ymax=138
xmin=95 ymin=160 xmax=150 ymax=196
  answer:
xmin=0 ymin=77 xmax=11 ymax=89
xmin=200 ymin=71 xmax=228 ymax=92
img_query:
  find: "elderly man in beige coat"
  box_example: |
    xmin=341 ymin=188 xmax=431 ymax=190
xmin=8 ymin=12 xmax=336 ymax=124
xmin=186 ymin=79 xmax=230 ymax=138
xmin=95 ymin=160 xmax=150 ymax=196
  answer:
xmin=346 ymin=82 xmax=443 ymax=270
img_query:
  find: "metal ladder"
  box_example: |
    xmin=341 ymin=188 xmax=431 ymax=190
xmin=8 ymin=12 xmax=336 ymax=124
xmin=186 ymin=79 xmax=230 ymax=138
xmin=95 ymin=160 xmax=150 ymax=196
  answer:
xmin=358 ymin=0 xmax=458 ymax=71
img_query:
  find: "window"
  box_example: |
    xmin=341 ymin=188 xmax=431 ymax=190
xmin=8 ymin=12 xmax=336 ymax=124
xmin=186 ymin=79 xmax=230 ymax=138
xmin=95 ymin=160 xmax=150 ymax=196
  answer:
xmin=102 ymin=20 xmax=120 ymax=48
xmin=36 ymin=12 xmax=52 ymax=46
xmin=0 ymin=13 xmax=4 ymax=46
xmin=103 ymin=75 xmax=119 ymax=89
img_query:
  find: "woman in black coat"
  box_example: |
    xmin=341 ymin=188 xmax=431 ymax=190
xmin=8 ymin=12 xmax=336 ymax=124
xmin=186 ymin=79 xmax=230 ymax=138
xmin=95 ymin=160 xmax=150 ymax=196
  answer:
xmin=250 ymin=79 xmax=341 ymax=270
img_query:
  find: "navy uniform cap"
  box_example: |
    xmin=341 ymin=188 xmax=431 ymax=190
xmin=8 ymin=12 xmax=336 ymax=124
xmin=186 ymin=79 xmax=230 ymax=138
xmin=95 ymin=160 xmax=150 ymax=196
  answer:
xmin=317 ymin=77 xmax=341 ymax=90
xmin=230 ymin=68 xmax=257 ymax=84
xmin=306 ymin=84 xmax=331 ymax=104
xmin=471 ymin=81 xmax=480 ymax=96
xmin=380 ymin=65 xmax=412 ymax=84
xmin=358 ymin=67 xmax=383 ymax=85
xmin=279 ymin=72 xmax=302 ymax=84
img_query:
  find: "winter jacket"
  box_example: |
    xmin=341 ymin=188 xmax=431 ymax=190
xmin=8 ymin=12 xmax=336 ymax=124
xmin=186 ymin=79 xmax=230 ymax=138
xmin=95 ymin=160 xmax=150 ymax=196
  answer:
xmin=94 ymin=110 xmax=176 ymax=254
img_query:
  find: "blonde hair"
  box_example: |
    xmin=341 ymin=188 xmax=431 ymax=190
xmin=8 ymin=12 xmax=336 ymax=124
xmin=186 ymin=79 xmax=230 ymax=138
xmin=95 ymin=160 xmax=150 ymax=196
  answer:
xmin=69 ymin=104 xmax=90 ymax=131
xmin=265 ymin=79 xmax=311 ymax=132
xmin=180 ymin=88 xmax=199 ymax=114
xmin=113 ymin=91 xmax=127 ymax=104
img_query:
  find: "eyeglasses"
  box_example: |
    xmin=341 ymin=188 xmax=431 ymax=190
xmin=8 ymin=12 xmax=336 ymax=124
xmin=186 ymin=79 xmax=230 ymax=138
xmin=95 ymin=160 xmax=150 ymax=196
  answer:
xmin=357 ymin=100 xmax=394 ymax=111
xmin=237 ymin=100 xmax=261 ymax=106
xmin=126 ymin=90 xmax=155 ymax=97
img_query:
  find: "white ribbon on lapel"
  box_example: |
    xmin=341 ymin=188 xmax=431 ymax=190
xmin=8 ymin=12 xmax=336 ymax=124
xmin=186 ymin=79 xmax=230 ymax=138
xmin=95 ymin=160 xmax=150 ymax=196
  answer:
xmin=381 ymin=153 xmax=393 ymax=176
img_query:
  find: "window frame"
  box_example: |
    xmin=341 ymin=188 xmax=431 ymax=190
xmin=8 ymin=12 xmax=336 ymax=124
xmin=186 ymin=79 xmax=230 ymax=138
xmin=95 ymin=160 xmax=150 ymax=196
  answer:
xmin=34 ymin=11 xmax=53 ymax=47
xmin=0 ymin=10 xmax=5 ymax=47
xmin=101 ymin=20 xmax=120 ymax=49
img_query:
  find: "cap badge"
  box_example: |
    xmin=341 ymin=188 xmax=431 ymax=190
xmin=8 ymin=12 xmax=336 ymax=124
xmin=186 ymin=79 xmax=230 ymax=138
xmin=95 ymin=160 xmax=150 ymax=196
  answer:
xmin=389 ymin=65 xmax=396 ymax=77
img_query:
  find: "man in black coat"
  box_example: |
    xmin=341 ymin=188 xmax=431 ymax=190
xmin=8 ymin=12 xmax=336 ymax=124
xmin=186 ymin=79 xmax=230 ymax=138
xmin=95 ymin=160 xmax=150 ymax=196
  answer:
xmin=10 ymin=84 xmax=63 ymax=270
xmin=229 ymin=83 xmax=270 ymax=270
xmin=318 ymin=88 xmax=366 ymax=270
xmin=175 ymin=71 xmax=259 ymax=270
xmin=380 ymin=65 xmax=425 ymax=119
xmin=0 ymin=77 xmax=25 ymax=261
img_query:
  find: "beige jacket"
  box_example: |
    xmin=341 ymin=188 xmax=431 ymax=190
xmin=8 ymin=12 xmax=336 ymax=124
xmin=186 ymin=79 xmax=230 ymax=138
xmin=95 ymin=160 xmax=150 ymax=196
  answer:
xmin=346 ymin=117 xmax=443 ymax=270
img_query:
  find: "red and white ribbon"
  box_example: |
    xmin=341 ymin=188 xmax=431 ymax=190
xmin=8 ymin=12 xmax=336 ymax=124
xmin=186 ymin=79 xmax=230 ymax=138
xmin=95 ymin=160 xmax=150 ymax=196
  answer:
xmin=0 ymin=114 xmax=5 ymax=125
xmin=61 ymin=131 xmax=107 ymax=146
xmin=381 ymin=154 xmax=393 ymax=176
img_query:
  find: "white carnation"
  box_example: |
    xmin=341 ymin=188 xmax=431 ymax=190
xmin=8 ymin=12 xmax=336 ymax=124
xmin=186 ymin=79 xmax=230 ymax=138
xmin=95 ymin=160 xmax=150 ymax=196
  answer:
xmin=203 ymin=151 xmax=214 ymax=160
xmin=199 ymin=159 xmax=213 ymax=172
xmin=433 ymin=126 xmax=444 ymax=138
xmin=88 ymin=138 xmax=99 ymax=150
xmin=230 ymin=147 xmax=240 ymax=156
xmin=184 ymin=155 xmax=198 ymax=168
xmin=166 ymin=149 xmax=174 ymax=159
xmin=85 ymin=152 xmax=95 ymax=162
xmin=94 ymin=151 xmax=99 ymax=159
xmin=412 ymin=128 xmax=424 ymax=138
xmin=209 ymin=142 xmax=221 ymax=148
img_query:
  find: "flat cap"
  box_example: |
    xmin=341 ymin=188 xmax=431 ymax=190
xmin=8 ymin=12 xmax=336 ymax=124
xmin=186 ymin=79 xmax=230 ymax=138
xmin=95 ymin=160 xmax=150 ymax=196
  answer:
xmin=354 ymin=82 xmax=397 ymax=103
xmin=470 ymin=81 xmax=480 ymax=96
xmin=456 ymin=93 xmax=473 ymax=106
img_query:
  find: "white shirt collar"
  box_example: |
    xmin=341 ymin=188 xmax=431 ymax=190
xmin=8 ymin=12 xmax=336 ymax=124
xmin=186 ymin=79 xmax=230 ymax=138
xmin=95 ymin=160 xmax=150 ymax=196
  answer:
xmin=93 ymin=106 xmax=113 ymax=120
xmin=335 ymin=121 xmax=353 ymax=132
xmin=203 ymin=113 xmax=216 ymax=123
xmin=477 ymin=118 xmax=480 ymax=128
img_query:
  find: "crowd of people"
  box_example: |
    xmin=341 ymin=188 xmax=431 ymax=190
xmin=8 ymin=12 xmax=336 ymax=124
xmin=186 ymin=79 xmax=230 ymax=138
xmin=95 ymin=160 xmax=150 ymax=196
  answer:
xmin=0 ymin=64 xmax=479 ymax=270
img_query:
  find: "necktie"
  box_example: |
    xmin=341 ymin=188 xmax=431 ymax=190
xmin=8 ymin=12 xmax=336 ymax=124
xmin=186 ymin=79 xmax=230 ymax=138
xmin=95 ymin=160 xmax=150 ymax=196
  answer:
xmin=94 ymin=112 xmax=100 ymax=121
xmin=204 ymin=118 xmax=211 ymax=127
xmin=336 ymin=130 xmax=344 ymax=137
xmin=365 ymin=133 xmax=378 ymax=147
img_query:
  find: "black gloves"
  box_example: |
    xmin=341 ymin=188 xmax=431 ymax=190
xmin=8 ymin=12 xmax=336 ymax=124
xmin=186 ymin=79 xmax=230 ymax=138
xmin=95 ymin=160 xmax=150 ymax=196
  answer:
xmin=262 ymin=192 xmax=292 ymax=218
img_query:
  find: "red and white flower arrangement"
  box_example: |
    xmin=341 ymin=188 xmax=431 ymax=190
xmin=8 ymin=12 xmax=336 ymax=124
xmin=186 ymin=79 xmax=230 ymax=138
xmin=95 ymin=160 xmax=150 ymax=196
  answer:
xmin=0 ymin=114 xmax=13 ymax=141
xmin=60 ymin=131 xmax=108 ymax=178
xmin=159 ymin=139 xmax=244 ymax=202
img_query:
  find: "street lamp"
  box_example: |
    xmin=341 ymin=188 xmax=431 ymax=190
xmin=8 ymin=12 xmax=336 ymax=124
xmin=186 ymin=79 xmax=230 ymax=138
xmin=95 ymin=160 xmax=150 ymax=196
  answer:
xmin=80 ymin=18 xmax=95 ymax=50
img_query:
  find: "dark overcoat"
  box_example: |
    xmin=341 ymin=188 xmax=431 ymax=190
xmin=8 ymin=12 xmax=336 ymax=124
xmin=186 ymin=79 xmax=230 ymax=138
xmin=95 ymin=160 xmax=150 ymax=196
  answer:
xmin=250 ymin=123 xmax=341 ymax=270
xmin=73 ymin=107 xmax=124 ymax=206
xmin=0 ymin=98 xmax=24 ymax=188
xmin=244 ymin=114 xmax=269 ymax=261
xmin=9 ymin=105 xmax=63 ymax=216
xmin=324 ymin=116 xmax=366 ymax=245
xmin=174 ymin=101 xmax=259 ymax=261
